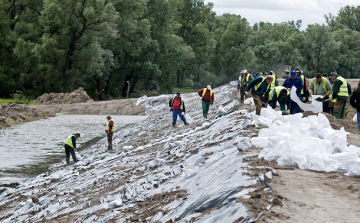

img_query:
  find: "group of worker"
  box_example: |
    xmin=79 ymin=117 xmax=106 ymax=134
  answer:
xmin=238 ymin=68 xmax=359 ymax=123
xmin=63 ymin=73 xmax=360 ymax=165
xmin=63 ymin=116 xmax=115 ymax=165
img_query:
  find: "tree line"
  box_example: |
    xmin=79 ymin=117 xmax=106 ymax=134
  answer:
xmin=1 ymin=0 xmax=360 ymax=100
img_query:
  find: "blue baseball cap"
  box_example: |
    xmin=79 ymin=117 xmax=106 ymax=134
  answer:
xmin=290 ymin=70 xmax=297 ymax=77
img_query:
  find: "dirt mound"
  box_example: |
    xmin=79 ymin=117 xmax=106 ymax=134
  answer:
xmin=0 ymin=103 xmax=56 ymax=129
xmin=34 ymin=87 xmax=93 ymax=105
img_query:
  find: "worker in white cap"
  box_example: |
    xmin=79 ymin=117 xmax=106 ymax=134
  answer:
xmin=198 ymin=85 xmax=214 ymax=118
xmin=238 ymin=69 xmax=253 ymax=104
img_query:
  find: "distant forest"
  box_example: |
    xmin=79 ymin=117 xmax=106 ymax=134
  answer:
xmin=1 ymin=0 xmax=360 ymax=99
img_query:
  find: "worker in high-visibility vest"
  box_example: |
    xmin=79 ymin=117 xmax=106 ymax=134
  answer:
xmin=105 ymin=116 xmax=115 ymax=150
xmin=309 ymin=73 xmax=332 ymax=114
xmin=169 ymin=92 xmax=188 ymax=127
xmin=245 ymin=75 xmax=273 ymax=115
xmin=330 ymin=71 xmax=352 ymax=119
xmin=63 ymin=133 xmax=80 ymax=165
xmin=267 ymin=86 xmax=290 ymax=112
xmin=238 ymin=70 xmax=254 ymax=104
xmin=198 ymin=85 xmax=214 ymax=118
xmin=328 ymin=76 xmax=336 ymax=114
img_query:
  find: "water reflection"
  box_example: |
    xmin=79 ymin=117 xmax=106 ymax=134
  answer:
xmin=0 ymin=114 xmax=147 ymax=183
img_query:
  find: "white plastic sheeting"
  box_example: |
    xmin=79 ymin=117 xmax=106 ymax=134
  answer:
xmin=0 ymin=81 xmax=262 ymax=222
xmin=254 ymin=106 xmax=360 ymax=175
xmin=290 ymin=87 xmax=322 ymax=113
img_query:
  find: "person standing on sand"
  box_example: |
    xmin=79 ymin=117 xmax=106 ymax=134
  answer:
xmin=64 ymin=133 xmax=80 ymax=165
xmin=169 ymin=92 xmax=188 ymax=127
xmin=350 ymin=80 xmax=360 ymax=131
xmin=105 ymin=116 xmax=115 ymax=150
xmin=198 ymin=85 xmax=214 ymax=118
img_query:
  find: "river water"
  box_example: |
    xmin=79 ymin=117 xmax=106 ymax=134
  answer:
xmin=0 ymin=114 xmax=147 ymax=184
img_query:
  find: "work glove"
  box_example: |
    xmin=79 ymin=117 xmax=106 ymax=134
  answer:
xmin=170 ymin=108 xmax=173 ymax=112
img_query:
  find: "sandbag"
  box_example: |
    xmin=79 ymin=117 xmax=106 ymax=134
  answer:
xmin=184 ymin=113 xmax=194 ymax=124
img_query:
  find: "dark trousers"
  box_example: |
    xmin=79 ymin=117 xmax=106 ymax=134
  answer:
xmin=64 ymin=145 xmax=78 ymax=164
xmin=240 ymin=87 xmax=245 ymax=104
xmin=202 ymin=101 xmax=210 ymax=118
xmin=172 ymin=109 xmax=186 ymax=125
xmin=289 ymin=100 xmax=301 ymax=114
xmin=322 ymin=101 xmax=331 ymax=114
xmin=107 ymin=132 xmax=113 ymax=150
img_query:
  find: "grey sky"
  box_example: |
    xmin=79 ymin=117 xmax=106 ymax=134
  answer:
xmin=203 ymin=0 xmax=359 ymax=29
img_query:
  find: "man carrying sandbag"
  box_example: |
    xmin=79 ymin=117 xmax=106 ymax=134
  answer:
xmin=245 ymin=75 xmax=273 ymax=115
xmin=309 ymin=73 xmax=332 ymax=114
xmin=267 ymin=86 xmax=290 ymax=113
xmin=198 ymin=85 xmax=214 ymax=118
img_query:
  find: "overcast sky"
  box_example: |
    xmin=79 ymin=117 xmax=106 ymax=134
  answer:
xmin=203 ymin=0 xmax=359 ymax=30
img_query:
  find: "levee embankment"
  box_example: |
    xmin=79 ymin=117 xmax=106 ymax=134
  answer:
xmin=32 ymin=98 xmax=145 ymax=115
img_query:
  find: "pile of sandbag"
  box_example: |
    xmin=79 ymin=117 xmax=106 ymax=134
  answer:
xmin=250 ymin=106 xmax=360 ymax=176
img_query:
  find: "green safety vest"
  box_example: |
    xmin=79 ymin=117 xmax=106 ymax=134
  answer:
xmin=269 ymin=86 xmax=289 ymax=101
xmin=105 ymin=119 xmax=115 ymax=131
xmin=270 ymin=73 xmax=276 ymax=89
xmin=171 ymin=97 xmax=184 ymax=110
xmin=312 ymin=77 xmax=328 ymax=94
xmin=255 ymin=77 xmax=271 ymax=95
xmin=239 ymin=74 xmax=251 ymax=85
xmin=64 ymin=135 xmax=76 ymax=148
xmin=336 ymin=76 xmax=349 ymax=97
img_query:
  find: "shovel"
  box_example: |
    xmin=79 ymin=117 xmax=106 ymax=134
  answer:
xmin=315 ymin=97 xmax=330 ymax=102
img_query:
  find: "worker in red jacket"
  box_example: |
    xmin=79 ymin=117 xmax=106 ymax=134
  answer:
xmin=198 ymin=85 xmax=214 ymax=118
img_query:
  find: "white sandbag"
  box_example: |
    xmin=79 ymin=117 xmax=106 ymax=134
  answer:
xmin=311 ymin=95 xmax=324 ymax=113
xmin=75 ymin=151 xmax=83 ymax=161
xmin=251 ymin=137 xmax=268 ymax=148
xmin=353 ymin=114 xmax=358 ymax=122
xmin=330 ymin=152 xmax=358 ymax=173
xmin=345 ymin=158 xmax=360 ymax=177
xmin=217 ymin=106 xmax=227 ymax=116
xmin=184 ymin=113 xmax=194 ymax=124
xmin=244 ymin=97 xmax=254 ymax=105
xmin=303 ymin=153 xmax=340 ymax=172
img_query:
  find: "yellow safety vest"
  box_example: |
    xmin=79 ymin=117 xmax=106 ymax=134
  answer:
xmin=255 ymin=77 xmax=271 ymax=95
xmin=64 ymin=135 xmax=76 ymax=148
xmin=201 ymin=88 xmax=213 ymax=98
xmin=336 ymin=76 xmax=349 ymax=97
xmin=171 ymin=97 xmax=184 ymax=110
xmin=239 ymin=74 xmax=251 ymax=85
xmin=329 ymin=82 xmax=336 ymax=103
xmin=269 ymin=86 xmax=289 ymax=101
xmin=105 ymin=119 xmax=115 ymax=131
xmin=270 ymin=73 xmax=276 ymax=89
xmin=312 ymin=77 xmax=328 ymax=94
xmin=300 ymin=75 xmax=305 ymax=94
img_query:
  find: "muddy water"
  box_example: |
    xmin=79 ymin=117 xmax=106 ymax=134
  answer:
xmin=0 ymin=114 xmax=147 ymax=184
